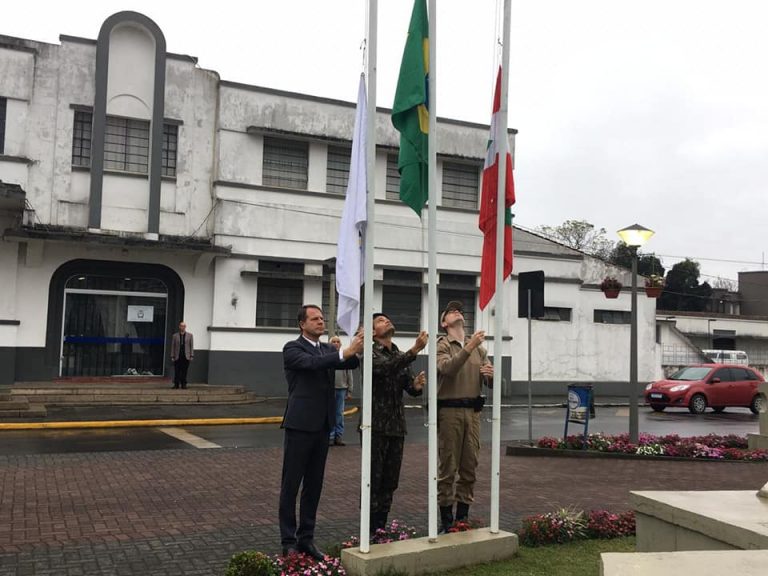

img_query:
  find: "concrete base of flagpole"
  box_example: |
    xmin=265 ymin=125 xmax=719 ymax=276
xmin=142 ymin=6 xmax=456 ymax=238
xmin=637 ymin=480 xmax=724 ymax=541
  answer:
xmin=340 ymin=528 xmax=518 ymax=576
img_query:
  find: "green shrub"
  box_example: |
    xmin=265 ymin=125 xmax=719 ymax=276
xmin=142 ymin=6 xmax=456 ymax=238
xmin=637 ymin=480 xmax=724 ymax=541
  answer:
xmin=225 ymin=551 xmax=277 ymax=576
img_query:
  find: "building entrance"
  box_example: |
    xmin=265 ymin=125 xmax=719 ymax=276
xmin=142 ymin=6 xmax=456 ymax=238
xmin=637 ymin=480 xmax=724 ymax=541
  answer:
xmin=60 ymin=275 xmax=168 ymax=377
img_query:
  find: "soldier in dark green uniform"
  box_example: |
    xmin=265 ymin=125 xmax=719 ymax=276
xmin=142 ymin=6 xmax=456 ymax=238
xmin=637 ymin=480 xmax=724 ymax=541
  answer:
xmin=369 ymin=312 xmax=428 ymax=533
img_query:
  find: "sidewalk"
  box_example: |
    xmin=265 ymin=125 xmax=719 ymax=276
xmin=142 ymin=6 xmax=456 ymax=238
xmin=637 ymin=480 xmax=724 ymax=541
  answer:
xmin=0 ymin=440 xmax=765 ymax=576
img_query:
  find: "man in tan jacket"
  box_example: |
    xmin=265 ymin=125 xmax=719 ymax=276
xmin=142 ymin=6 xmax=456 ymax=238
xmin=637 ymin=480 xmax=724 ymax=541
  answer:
xmin=436 ymin=301 xmax=493 ymax=532
xmin=170 ymin=321 xmax=194 ymax=389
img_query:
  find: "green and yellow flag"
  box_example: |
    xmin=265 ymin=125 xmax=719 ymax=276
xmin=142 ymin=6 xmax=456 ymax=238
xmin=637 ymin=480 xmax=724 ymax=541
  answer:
xmin=392 ymin=0 xmax=429 ymax=216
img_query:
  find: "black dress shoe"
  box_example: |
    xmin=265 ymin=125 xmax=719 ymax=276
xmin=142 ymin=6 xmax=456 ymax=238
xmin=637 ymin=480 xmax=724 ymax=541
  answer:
xmin=181 ymin=385 xmax=187 ymax=389
xmin=172 ymin=385 xmax=179 ymax=389
xmin=297 ymin=542 xmax=326 ymax=561
xmin=281 ymin=546 xmax=299 ymax=557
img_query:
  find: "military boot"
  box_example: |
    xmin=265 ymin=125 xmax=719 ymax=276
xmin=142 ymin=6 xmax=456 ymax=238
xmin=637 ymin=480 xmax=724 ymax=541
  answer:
xmin=439 ymin=505 xmax=454 ymax=533
xmin=455 ymin=502 xmax=470 ymax=522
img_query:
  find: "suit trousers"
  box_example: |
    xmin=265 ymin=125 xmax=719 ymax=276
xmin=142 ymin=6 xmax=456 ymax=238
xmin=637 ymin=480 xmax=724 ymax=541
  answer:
xmin=279 ymin=427 xmax=330 ymax=547
xmin=173 ymin=356 xmax=189 ymax=387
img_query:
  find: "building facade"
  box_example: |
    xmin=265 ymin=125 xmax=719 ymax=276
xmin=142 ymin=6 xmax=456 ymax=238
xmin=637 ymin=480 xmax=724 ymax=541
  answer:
xmin=0 ymin=12 xmax=658 ymax=396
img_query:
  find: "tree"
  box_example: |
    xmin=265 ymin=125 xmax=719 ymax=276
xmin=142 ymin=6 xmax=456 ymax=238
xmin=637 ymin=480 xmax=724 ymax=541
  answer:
xmin=536 ymin=220 xmax=613 ymax=259
xmin=658 ymin=258 xmax=712 ymax=312
xmin=609 ymin=242 xmax=665 ymax=278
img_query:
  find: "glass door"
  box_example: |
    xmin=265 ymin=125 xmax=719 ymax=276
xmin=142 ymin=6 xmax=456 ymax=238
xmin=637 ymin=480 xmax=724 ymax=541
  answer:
xmin=61 ymin=290 xmax=167 ymax=377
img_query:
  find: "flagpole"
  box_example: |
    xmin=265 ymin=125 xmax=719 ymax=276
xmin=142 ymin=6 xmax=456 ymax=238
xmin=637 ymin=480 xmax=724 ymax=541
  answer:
xmin=360 ymin=0 xmax=377 ymax=554
xmin=490 ymin=0 xmax=511 ymax=534
xmin=427 ymin=0 xmax=438 ymax=542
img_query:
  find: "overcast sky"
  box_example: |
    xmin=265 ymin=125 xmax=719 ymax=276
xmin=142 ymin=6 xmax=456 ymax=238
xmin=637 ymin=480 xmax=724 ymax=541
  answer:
xmin=4 ymin=0 xmax=768 ymax=285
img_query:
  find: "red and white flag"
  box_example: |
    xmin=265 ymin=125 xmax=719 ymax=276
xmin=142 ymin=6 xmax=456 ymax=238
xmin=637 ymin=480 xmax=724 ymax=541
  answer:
xmin=478 ymin=67 xmax=515 ymax=311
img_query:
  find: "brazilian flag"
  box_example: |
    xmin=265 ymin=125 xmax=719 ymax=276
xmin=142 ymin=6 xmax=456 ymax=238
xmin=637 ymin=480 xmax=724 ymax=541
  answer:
xmin=392 ymin=0 xmax=429 ymax=216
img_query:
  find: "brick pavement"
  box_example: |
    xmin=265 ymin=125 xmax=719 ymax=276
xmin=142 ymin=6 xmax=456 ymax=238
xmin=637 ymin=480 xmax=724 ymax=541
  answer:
xmin=0 ymin=442 xmax=766 ymax=575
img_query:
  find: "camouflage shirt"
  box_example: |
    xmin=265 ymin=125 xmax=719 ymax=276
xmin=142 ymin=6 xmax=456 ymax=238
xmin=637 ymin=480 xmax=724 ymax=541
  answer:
xmin=370 ymin=341 xmax=423 ymax=436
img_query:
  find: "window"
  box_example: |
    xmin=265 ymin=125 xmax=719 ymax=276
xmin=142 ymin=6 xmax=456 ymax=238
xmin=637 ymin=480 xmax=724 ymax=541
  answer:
xmin=72 ymin=111 xmax=92 ymax=167
xmin=540 ymin=307 xmax=572 ymax=322
xmin=256 ymin=261 xmax=304 ymax=327
xmin=382 ymin=269 xmax=422 ymax=332
xmin=263 ymin=137 xmax=309 ymax=189
xmin=711 ymin=368 xmax=733 ymax=382
xmin=442 ymin=161 xmax=480 ymax=209
xmin=104 ymin=116 xmax=150 ymax=173
xmin=71 ymin=110 xmax=177 ymax=176
xmin=439 ymin=273 xmax=476 ymax=332
xmin=386 ymin=154 xmax=401 ymax=200
xmin=326 ymin=145 xmax=351 ymax=194
xmin=0 ymin=97 xmax=6 ymax=154
xmin=161 ymin=124 xmax=178 ymax=177
xmin=593 ymin=309 xmax=631 ymax=324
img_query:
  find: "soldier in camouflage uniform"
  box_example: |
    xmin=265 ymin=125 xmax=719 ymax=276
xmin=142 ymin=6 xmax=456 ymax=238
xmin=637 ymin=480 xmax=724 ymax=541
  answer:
xmin=369 ymin=312 xmax=428 ymax=533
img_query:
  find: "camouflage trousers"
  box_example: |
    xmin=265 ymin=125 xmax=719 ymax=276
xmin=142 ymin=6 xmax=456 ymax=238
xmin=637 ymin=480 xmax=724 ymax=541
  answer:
xmin=370 ymin=433 xmax=405 ymax=523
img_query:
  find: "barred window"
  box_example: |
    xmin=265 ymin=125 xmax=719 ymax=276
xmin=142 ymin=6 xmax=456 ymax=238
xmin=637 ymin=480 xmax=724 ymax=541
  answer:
xmin=382 ymin=269 xmax=422 ymax=333
xmin=593 ymin=309 xmax=631 ymax=324
xmin=263 ymin=137 xmax=309 ymax=189
xmin=0 ymin=97 xmax=6 ymax=154
xmin=386 ymin=154 xmax=401 ymax=200
xmin=439 ymin=273 xmax=476 ymax=332
xmin=71 ymin=111 xmax=177 ymax=176
xmin=326 ymin=145 xmax=351 ymax=194
xmin=540 ymin=307 xmax=572 ymax=322
xmin=161 ymin=124 xmax=178 ymax=177
xmin=72 ymin=111 xmax=93 ymax=167
xmin=442 ymin=161 xmax=480 ymax=210
xmin=256 ymin=261 xmax=304 ymax=328
xmin=104 ymin=116 xmax=150 ymax=173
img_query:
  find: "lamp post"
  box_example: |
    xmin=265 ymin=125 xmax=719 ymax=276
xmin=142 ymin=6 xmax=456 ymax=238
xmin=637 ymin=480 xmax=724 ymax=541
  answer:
xmin=617 ymin=224 xmax=655 ymax=444
xmin=707 ymin=319 xmax=716 ymax=350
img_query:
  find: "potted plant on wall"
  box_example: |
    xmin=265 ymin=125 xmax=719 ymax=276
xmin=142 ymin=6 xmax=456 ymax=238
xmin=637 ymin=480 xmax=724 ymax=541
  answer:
xmin=645 ymin=274 xmax=665 ymax=298
xmin=600 ymin=276 xmax=622 ymax=299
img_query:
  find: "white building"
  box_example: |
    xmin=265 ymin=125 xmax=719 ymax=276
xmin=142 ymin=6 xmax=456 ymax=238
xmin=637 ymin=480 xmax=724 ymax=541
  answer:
xmin=0 ymin=12 xmax=658 ymax=396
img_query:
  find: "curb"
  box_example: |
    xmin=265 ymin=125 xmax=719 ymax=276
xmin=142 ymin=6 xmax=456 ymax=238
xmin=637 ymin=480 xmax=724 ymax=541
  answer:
xmin=0 ymin=406 xmax=360 ymax=431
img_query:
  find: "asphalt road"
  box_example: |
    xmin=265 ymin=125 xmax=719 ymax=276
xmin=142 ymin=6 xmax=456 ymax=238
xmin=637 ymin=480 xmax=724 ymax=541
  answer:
xmin=0 ymin=405 xmax=760 ymax=456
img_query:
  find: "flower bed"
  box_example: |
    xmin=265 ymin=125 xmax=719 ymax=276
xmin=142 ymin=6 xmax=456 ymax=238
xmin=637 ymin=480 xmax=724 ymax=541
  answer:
xmin=518 ymin=508 xmax=635 ymax=547
xmin=534 ymin=433 xmax=768 ymax=461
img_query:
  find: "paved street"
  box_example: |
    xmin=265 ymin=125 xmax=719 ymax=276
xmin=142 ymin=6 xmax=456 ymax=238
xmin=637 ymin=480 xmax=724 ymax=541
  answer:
xmin=0 ymin=408 xmax=766 ymax=575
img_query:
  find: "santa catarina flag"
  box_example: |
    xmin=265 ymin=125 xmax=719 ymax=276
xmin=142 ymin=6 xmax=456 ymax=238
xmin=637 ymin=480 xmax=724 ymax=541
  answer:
xmin=391 ymin=0 xmax=429 ymax=216
xmin=479 ymin=67 xmax=515 ymax=311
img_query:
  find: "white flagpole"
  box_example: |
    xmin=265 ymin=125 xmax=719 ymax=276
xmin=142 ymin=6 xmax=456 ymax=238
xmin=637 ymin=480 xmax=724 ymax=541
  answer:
xmin=427 ymin=0 xmax=438 ymax=542
xmin=490 ymin=0 xmax=512 ymax=534
xmin=359 ymin=0 xmax=377 ymax=554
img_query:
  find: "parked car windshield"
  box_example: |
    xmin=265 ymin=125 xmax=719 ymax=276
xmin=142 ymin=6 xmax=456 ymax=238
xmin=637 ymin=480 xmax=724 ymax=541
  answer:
xmin=669 ymin=367 xmax=712 ymax=381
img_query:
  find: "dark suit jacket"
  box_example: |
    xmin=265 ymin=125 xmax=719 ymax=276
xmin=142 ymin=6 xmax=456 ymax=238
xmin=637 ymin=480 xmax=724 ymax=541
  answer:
xmin=282 ymin=337 xmax=360 ymax=432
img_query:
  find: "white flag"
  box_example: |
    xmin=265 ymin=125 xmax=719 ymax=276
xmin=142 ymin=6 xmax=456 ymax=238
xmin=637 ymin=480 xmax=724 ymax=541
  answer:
xmin=336 ymin=75 xmax=368 ymax=337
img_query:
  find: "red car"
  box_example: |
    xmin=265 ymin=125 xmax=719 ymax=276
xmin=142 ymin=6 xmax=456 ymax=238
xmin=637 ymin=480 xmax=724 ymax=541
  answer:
xmin=644 ymin=364 xmax=766 ymax=414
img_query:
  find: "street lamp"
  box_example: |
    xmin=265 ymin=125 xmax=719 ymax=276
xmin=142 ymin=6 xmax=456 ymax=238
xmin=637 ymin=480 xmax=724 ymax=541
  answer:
xmin=617 ymin=224 xmax=655 ymax=444
xmin=707 ymin=319 xmax=717 ymax=350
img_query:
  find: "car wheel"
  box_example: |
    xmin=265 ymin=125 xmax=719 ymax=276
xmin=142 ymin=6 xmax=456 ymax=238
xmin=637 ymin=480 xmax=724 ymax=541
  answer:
xmin=750 ymin=394 xmax=766 ymax=415
xmin=712 ymin=406 xmax=725 ymax=413
xmin=650 ymin=404 xmax=665 ymax=412
xmin=688 ymin=394 xmax=707 ymax=415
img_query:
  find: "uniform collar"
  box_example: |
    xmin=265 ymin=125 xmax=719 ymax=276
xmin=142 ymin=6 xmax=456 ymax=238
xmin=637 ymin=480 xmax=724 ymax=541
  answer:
xmin=444 ymin=333 xmax=466 ymax=345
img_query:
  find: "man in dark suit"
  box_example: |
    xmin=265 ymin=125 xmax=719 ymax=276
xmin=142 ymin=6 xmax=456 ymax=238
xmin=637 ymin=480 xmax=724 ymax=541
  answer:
xmin=279 ymin=305 xmax=363 ymax=560
xmin=170 ymin=321 xmax=193 ymax=389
